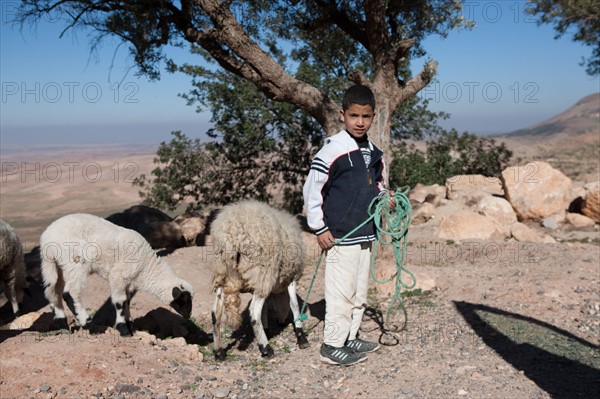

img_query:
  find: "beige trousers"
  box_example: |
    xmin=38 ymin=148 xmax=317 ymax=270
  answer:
xmin=323 ymin=242 xmax=372 ymax=347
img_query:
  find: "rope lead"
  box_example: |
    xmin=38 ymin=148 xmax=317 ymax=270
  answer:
xmin=298 ymin=188 xmax=414 ymax=336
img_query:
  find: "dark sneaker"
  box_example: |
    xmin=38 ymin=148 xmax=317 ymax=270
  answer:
xmin=320 ymin=344 xmax=368 ymax=366
xmin=345 ymin=338 xmax=380 ymax=353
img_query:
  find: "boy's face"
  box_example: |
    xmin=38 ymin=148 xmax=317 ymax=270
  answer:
xmin=340 ymin=103 xmax=375 ymax=140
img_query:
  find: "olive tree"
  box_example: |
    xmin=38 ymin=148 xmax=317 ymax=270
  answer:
xmin=18 ymin=0 xmax=472 ymax=159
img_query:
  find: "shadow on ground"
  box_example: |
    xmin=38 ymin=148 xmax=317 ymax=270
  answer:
xmin=454 ymin=301 xmax=600 ymax=399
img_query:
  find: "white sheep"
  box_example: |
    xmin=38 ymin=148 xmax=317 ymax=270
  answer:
xmin=39 ymin=213 xmax=194 ymax=336
xmin=0 ymin=219 xmax=27 ymax=315
xmin=210 ymin=200 xmax=309 ymax=359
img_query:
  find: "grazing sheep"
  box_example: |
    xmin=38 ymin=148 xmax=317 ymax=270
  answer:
xmin=40 ymin=213 xmax=194 ymax=336
xmin=210 ymin=200 xmax=309 ymax=359
xmin=0 ymin=219 xmax=27 ymax=315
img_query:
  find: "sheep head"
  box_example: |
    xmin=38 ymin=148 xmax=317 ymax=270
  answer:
xmin=170 ymin=284 xmax=193 ymax=319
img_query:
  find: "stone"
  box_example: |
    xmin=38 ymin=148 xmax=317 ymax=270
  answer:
xmin=566 ymin=212 xmax=596 ymax=228
xmin=411 ymin=202 xmax=435 ymax=225
xmin=511 ymin=222 xmax=544 ymax=243
xmin=409 ymin=183 xmax=445 ymax=205
xmin=582 ymin=187 xmax=600 ymax=223
xmin=541 ymin=211 xmax=565 ymax=230
xmin=436 ymin=210 xmax=507 ymax=241
xmin=2 ymin=311 xmax=54 ymax=331
xmin=476 ymin=196 xmax=517 ymax=227
xmin=445 ymin=175 xmax=503 ymax=202
xmin=501 ymin=161 xmax=572 ymax=220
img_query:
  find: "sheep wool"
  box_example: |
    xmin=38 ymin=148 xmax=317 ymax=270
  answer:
xmin=0 ymin=219 xmax=27 ymax=315
xmin=210 ymin=200 xmax=309 ymax=359
xmin=40 ymin=213 xmax=194 ymax=336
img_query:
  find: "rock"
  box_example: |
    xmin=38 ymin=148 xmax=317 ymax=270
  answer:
xmin=582 ymin=187 xmax=600 ymax=223
xmin=542 ymin=212 xmax=565 ymax=230
xmin=411 ymin=202 xmax=435 ymax=225
xmin=476 ymin=196 xmax=517 ymax=228
xmin=409 ymin=183 xmax=445 ymax=205
xmin=436 ymin=210 xmax=507 ymax=241
xmin=373 ymin=261 xmax=435 ymax=296
xmin=566 ymin=212 xmax=596 ymax=228
xmin=214 ymin=388 xmax=230 ymax=398
xmin=2 ymin=311 xmax=53 ymax=331
xmin=445 ymin=175 xmax=504 ymax=202
xmin=165 ymin=337 xmax=187 ymax=348
xmin=408 ymin=183 xmax=429 ymax=203
xmin=501 ymin=162 xmax=572 ymax=220
xmin=134 ymin=331 xmax=158 ymax=346
xmin=185 ymin=345 xmax=204 ymax=362
xmin=115 ymin=383 xmax=140 ymax=394
xmin=511 ymin=222 xmax=544 ymax=243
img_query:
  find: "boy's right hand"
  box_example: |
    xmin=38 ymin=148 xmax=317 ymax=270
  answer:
xmin=317 ymin=231 xmax=336 ymax=250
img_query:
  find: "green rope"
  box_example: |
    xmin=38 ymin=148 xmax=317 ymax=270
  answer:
xmin=298 ymin=188 xmax=413 ymax=333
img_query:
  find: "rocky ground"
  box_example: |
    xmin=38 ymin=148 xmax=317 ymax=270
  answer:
xmin=1 ymin=211 xmax=599 ymax=399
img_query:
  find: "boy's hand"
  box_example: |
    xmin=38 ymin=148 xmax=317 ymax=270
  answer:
xmin=388 ymin=190 xmax=396 ymax=210
xmin=317 ymin=231 xmax=336 ymax=250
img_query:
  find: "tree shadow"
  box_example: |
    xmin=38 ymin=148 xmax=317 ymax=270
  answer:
xmin=454 ymin=301 xmax=600 ymax=399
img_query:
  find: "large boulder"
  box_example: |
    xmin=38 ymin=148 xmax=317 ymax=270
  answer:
xmin=501 ymin=162 xmax=572 ymax=221
xmin=436 ymin=210 xmax=507 ymax=241
xmin=445 ymin=175 xmax=504 ymax=203
xmin=411 ymin=202 xmax=436 ymax=226
xmin=409 ymin=183 xmax=446 ymax=206
xmin=582 ymin=185 xmax=600 ymax=223
xmin=476 ymin=196 xmax=517 ymax=227
xmin=510 ymin=222 xmax=556 ymax=243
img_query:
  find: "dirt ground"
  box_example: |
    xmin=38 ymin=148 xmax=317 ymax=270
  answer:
xmin=1 ymin=215 xmax=598 ymax=399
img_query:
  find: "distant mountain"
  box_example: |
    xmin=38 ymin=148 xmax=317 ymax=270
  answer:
xmin=496 ymin=93 xmax=599 ymax=181
xmin=503 ymin=93 xmax=599 ymax=138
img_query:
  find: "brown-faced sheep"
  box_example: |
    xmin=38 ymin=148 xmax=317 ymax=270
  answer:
xmin=210 ymin=200 xmax=309 ymax=359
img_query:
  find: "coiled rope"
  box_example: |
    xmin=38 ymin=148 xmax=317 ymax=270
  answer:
xmin=298 ymin=188 xmax=414 ymax=340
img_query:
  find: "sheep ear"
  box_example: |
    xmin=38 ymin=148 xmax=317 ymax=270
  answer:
xmin=172 ymin=286 xmax=182 ymax=300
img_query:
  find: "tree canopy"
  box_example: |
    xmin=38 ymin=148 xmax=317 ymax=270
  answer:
xmin=527 ymin=0 xmax=600 ymax=76
xmin=18 ymin=0 xmax=473 ymax=154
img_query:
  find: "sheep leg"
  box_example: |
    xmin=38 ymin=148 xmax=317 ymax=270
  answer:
xmin=288 ymin=281 xmax=309 ymax=349
xmin=212 ymin=287 xmax=226 ymax=360
xmin=62 ymin=271 xmax=92 ymax=330
xmin=2 ymin=275 xmax=20 ymax=315
xmin=249 ymin=294 xmax=274 ymax=358
xmin=44 ymin=271 xmax=69 ymax=330
xmin=108 ymin=273 xmax=133 ymax=336
xmin=121 ymin=289 xmax=136 ymax=335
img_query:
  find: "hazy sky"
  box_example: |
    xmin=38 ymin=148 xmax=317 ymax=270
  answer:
xmin=1 ymin=1 xmax=598 ymax=148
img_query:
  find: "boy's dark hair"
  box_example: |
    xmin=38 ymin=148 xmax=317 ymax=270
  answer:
xmin=342 ymin=84 xmax=376 ymax=111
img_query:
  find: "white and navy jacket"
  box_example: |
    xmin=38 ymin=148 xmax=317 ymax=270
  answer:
xmin=303 ymin=130 xmax=388 ymax=245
